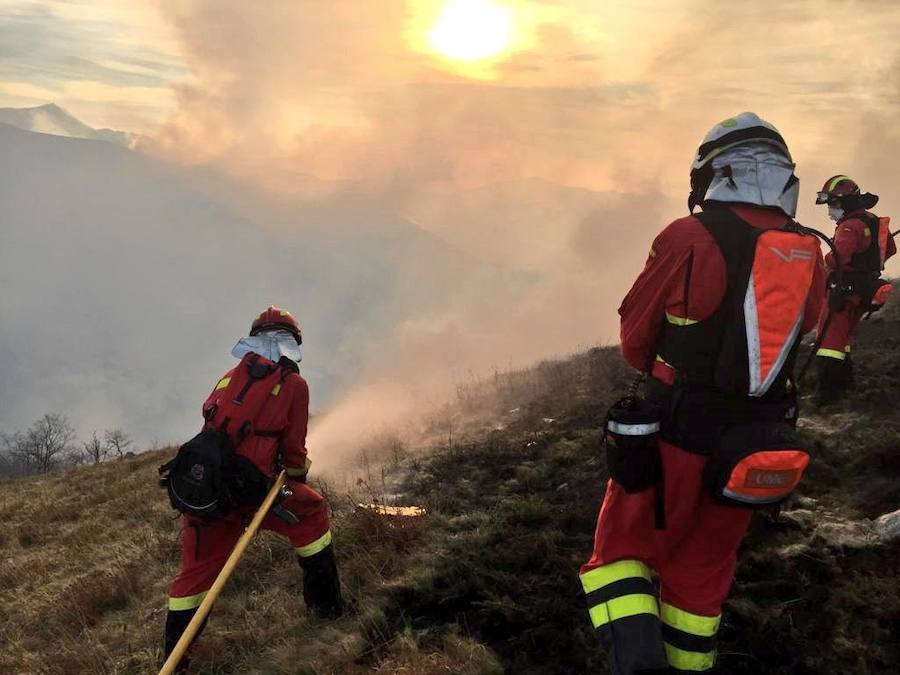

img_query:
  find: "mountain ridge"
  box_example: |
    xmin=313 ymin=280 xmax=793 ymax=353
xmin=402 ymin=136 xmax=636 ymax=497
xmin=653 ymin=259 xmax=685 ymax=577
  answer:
xmin=0 ymin=103 xmax=138 ymax=147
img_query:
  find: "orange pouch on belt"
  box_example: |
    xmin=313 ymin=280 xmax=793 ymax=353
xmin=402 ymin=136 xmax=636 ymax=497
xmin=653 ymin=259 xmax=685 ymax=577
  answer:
xmin=704 ymin=422 xmax=809 ymax=507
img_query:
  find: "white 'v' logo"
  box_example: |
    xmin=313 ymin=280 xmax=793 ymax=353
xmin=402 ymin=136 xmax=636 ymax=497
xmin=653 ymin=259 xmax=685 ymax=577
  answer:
xmin=769 ymin=247 xmax=813 ymax=263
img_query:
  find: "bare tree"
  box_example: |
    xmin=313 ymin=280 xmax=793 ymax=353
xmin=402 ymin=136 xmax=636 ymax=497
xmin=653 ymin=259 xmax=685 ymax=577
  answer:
xmin=3 ymin=430 xmax=34 ymax=475
xmin=82 ymin=431 xmax=109 ymax=465
xmin=104 ymin=429 xmax=132 ymax=459
xmin=0 ymin=432 xmax=24 ymax=477
xmin=20 ymin=414 xmax=76 ymax=473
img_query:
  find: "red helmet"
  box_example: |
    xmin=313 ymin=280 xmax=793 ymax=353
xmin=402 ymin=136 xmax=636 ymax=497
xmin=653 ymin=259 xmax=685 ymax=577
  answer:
xmin=816 ymin=175 xmax=860 ymax=205
xmin=250 ymin=306 xmax=302 ymax=344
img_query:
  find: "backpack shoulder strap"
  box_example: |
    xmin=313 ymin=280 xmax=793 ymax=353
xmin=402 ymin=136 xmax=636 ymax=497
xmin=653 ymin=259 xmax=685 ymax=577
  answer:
xmin=693 ymin=206 xmax=766 ymax=266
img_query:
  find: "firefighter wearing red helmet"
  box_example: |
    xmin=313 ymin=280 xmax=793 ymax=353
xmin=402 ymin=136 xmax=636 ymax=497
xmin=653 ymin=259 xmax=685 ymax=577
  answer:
xmin=814 ymin=176 xmax=896 ymax=404
xmin=579 ymin=114 xmax=825 ymax=674
xmin=162 ymin=306 xmax=344 ymax=672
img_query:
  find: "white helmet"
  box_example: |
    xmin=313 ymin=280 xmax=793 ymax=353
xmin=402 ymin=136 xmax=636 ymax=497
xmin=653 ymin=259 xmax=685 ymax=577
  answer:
xmin=689 ymin=112 xmax=799 ymax=217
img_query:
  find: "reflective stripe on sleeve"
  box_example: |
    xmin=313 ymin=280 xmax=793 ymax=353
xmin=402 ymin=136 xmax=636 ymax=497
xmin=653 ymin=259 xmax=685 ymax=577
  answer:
xmin=169 ymin=591 xmax=207 ymax=611
xmin=816 ymin=348 xmax=847 ymax=361
xmin=295 ymin=530 xmax=332 ymax=558
xmin=607 ymin=420 xmax=660 ymax=436
xmin=286 ymin=457 xmax=312 ymax=478
xmin=214 ymin=377 xmax=231 ymax=391
xmin=666 ymin=312 xmax=699 ymax=326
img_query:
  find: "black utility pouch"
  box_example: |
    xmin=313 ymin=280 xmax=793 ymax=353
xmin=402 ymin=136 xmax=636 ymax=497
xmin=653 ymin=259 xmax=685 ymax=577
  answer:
xmin=604 ymin=396 xmax=662 ymax=493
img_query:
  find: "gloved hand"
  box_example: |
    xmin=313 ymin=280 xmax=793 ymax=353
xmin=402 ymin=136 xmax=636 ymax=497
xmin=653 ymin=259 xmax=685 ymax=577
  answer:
xmin=827 ymin=276 xmax=848 ymax=312
xmin=285 ymin=457 xmax=312 ymax=484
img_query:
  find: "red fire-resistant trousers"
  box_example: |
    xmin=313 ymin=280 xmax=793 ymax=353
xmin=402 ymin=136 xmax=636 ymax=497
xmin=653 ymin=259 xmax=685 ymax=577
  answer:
xmin=814 ymin=296 xmax=865 ymax=403
xmin=816 ymin=295 xmax=865 ymax=362
xmin=579 ymin=440 xmax=753 ymax=674
xmin=168 ymin=480 xmax=332 ymax=607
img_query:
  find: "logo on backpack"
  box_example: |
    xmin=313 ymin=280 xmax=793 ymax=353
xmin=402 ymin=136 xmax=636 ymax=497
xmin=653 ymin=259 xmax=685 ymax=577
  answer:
xmin=768 ymin=246 xmax=814 ymax=263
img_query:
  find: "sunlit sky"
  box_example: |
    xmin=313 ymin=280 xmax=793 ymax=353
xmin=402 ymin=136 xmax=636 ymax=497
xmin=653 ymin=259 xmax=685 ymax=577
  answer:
xmin=2 ymin=0 xmax=900 ymax=209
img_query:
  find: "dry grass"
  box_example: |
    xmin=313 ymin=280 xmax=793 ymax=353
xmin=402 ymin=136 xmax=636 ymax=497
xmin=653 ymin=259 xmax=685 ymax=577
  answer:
xmin=1 ymin=288 xmax=898 ymax=673
xmin=0 ymin=446 xmax=495 ymax=674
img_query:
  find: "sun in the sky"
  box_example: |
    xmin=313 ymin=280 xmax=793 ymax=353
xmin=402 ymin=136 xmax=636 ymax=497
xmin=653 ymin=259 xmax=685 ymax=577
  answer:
xmin=427 ymin=0 xmax=515 ymax=64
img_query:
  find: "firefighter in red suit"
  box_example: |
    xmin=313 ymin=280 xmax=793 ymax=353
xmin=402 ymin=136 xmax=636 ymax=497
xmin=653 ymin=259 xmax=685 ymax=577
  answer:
xmin=813 ymin=176 xmax=896 ymax=404
xmin=579 ymin=114 xmax=825 ymax=674
xmin=163 ymin=307 xmax=344 ymax=671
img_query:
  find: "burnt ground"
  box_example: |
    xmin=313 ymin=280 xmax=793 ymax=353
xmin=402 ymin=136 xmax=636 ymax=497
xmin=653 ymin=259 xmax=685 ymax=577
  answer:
xmin=1 ymin=289 xmax=897 ymax=674
xmin=379 ymin=288 xmax=900 ymax=675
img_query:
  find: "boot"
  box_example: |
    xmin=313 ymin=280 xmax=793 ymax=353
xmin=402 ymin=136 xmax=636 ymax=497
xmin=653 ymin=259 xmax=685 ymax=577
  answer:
xmin=814 ymin=356 xmax=850 ymax=406
xmin=163 ymin=607 xmax=207 ymax=673
xmin=298 ymin=544 xmax=345 ymax=619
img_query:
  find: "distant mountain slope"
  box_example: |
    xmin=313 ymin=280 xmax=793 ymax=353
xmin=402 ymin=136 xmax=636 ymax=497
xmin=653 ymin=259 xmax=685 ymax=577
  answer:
xmin=0 ymin=123 xmax=525 ymax=444
xmin=0 ymin=103 xmax=136 ymax=147
xmin=404 ymin=177 xmax=682 ymax=273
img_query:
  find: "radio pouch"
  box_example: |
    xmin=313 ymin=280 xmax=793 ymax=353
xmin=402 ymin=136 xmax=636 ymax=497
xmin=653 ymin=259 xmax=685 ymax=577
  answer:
xmin=604 ymin=396 xmax=662 ymax=494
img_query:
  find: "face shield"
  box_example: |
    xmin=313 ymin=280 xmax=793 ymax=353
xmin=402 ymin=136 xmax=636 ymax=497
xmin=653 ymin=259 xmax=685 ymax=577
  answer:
xmin=232 ymin=329 xmax=302 ymax=364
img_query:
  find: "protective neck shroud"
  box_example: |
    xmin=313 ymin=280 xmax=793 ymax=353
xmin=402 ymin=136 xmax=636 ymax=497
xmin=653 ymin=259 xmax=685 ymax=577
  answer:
xmin=692 ymin=144 xmax=799 ymax=217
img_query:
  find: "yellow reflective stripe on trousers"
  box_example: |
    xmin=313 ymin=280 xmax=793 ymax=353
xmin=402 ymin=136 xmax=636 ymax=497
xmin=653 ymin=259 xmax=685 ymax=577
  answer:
xmin=169 ymin=591 xmax=207 ymax=611
xmin=666 ymin=312 xmax=699 ymax=326
xmin=580 ymin=559 xmax=652 ymax=594
xmin=589 ymin=593 xmax=659 ymax=629
xmin=661 ymin=602 xmax=720 ymax=637
xmin=295 ymin=530 xmax=332 ymax=558
xmin=816 ymin=348 xmax=846 ymax=361
xmin=664 ymin=642 xmax=716 ymax=671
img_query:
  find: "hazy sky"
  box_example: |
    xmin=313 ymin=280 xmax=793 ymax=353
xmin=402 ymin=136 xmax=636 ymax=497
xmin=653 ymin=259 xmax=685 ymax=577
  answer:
xmin=3 ymin=0 xmax=900 ymax=213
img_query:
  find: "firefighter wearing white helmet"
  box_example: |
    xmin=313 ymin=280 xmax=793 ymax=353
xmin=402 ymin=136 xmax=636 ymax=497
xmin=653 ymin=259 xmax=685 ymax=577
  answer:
xmin=579 ymin=114 xmax=825 ymax=674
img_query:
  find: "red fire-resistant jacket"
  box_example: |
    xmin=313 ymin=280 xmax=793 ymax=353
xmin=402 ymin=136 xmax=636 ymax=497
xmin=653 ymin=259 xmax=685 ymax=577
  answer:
xmin=826 ymin=209 xmax=896 ymax=272
xmin=203 ymin=364 xmax=311 ymax=479
xmin=619 ymin=204 xmax=827 ymax=384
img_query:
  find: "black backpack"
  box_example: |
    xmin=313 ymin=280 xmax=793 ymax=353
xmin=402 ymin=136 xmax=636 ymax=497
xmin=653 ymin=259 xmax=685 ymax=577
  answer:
xmin=159 ymin=353 xmax=287 ymax=521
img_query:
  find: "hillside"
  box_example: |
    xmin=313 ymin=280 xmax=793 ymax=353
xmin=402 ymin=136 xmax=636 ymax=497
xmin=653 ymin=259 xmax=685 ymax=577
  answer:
xmin=1 ymin=294 xmax=898 ymax=674
xmin=0 ymin=120 xmax=526 ymax=445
